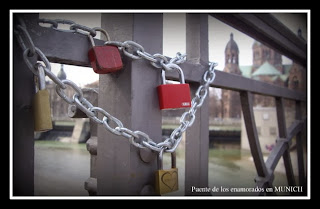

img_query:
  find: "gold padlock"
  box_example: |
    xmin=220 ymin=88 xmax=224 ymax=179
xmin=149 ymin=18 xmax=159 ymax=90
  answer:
xmin=33 ymin=64 xmax=53 ymax=132
xmin=155 ymin=149 xmax=179 ymax=195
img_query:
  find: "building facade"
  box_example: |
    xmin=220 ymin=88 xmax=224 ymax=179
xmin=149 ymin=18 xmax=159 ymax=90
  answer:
xmin=220 ymin=32 xmax=305 ymax=119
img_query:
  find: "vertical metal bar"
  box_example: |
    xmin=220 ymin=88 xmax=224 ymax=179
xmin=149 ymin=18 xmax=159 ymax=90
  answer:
xmin=295 ymin=101 xmax=306 ymax=191
xmin=12 ymin=13 xmax=37 ymax=195
xmin=185 ymin=14 xmax=210 ymax=196
xmin=240 ymin=91 xmax=268 ymax=177
xmin=97 ymin=14 xmax=162 ymax=195
xmin=84 ymin=91 xmax=98 ymax=195
xmin=275 ymin=97 xmax=296 ymax=187
xmin=97 ymin=14 xmax=133 ymax=195
xmin=275 ymin=98 xmax=288 ymax=137
xmin=186 ymin=14 xmax=209 ymax=65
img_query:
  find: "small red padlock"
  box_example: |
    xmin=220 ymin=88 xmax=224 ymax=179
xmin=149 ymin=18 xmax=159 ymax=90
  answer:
xmin=157 ymin=66 xmax=191 ymax=110
xmin=88 ymin=34 xmax=123 ymax=74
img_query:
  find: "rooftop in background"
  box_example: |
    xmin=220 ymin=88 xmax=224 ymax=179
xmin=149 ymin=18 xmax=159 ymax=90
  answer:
xmin=240 ymin=61 xmax=292 ymax=82
xmin=252 ymin=61 xmax=281 ymax=77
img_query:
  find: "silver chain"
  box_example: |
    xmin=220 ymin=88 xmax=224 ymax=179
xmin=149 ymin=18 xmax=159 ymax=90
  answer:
xmin=14 ymin=18 xmax=217 ymax=153
xmin=105 ymin=41 xmax=187 ymax=69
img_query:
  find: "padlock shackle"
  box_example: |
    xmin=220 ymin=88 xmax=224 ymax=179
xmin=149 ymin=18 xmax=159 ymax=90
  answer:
xmin=171 ymin=152 xmax=176 ymax=168
xmin=93 ymin=27 xmax=111 ymax=42
xmin=88 ymin=34 xmax=95 ymax=47
xmin=88 ymin=28 xmax=111 ymax=48
xmin=161 ymin=64 xmax=185 ymax=85
xmin=37 ymin=64 xmax=46 ymax=90
xmin=157 ymin=149 xmax=177 ymax=170
xmin=158 ymin=148 xmax=164 ymax=170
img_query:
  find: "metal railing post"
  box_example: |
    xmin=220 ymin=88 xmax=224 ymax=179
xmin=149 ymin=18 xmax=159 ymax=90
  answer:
xmin=96 ymin=14 xmax=163 ymax=195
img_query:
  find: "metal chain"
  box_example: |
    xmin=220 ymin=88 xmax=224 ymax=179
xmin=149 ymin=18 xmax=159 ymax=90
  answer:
xmin=14 ymin=18 xmax=217 ymax=153
xmin=38 ymin=18 xmax=109 ymax=39
xmin=105 ymin=41 xmax=187 ymax=70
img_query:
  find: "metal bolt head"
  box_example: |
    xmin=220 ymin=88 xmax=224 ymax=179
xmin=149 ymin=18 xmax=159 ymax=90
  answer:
xmin=139 ymin=148 xmax=156 ymax=163
xmin=140 ymin=184 xmax=156 ymax=196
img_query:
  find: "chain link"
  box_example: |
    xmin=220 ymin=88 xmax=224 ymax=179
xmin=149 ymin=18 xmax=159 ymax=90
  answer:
xmin=121 ymin=41 xmax=145 ymax=59
xmin=38 ymin=18 xmax=59 ymax=28
xmin=56 ymin=80 xmax=83 ymax=104
xmin=14 ymin=18 xmax=217 ymax=154
xmin=16 ymin=25 xmax=36 ymax=56
xmin=105 ymin=41 xmax=187 ymax=69
xmin=51 ymin=19 xmax=77 ymax=33
xmin=23 ymin=47 xmax=51 ymax=76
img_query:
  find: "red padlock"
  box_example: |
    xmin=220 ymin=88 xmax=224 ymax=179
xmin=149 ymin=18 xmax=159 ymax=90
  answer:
xmin=157 ymin=66 xmax=191 ymax=110
xmin=88 ymin=34 xmax=123 ymax=74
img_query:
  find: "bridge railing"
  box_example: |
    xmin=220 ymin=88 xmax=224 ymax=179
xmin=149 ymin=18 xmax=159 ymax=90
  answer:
xmin=13 ymin=13 xmax=307 ymax=196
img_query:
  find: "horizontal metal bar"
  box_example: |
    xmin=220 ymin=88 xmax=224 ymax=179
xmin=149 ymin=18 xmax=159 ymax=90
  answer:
xmin=23 ymin=14 xmax=105 ymax=67
xmin=166 ymin=63 xmax=306 ymax=102
xmin=210 ymin=13 xmax=307 ymax=67
xmin=254 ymin=14 xmax=306 ymax=51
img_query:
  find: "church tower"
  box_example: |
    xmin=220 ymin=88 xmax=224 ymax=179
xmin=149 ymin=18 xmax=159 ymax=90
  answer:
xmin=222 ymin=33 xmax=242 ymax=118
xmin=57 ymin=64 xmax=67 ymax=80
xmin=252 ymin=41 xmax=283 ymax=73
xmin=48 ymin=64 xmax=69 ymax=120
xmin=224 ymin=33 xmax=241 ymax=75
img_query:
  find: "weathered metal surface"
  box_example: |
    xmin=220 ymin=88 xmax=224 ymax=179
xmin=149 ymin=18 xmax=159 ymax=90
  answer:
xmin=96 ymin=13 xmax=163 ymax=195
xmin=185 ymin=14 xmax=210 ymax=196
xmin=13 ymin=13 xmax=37 ymax=195
xmin=210 ymin=13 xmax=307 ymax=67
xmin=275 ymin=97 xmax=296 ymax=187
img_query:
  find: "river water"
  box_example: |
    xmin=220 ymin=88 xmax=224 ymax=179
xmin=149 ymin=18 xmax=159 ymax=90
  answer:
xmin=34 ymin=141 xmax=293 ymax=197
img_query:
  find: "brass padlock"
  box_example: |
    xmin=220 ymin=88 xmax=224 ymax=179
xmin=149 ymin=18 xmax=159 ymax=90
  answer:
xmin=33 ymin=64 xmax=53 ymax=132
xmin=155 ymin=150 xmax=179 ymax=195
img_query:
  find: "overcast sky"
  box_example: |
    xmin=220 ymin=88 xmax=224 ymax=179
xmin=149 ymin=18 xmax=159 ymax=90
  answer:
xmin=39 ymin=12 xmax=307 ymax=87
